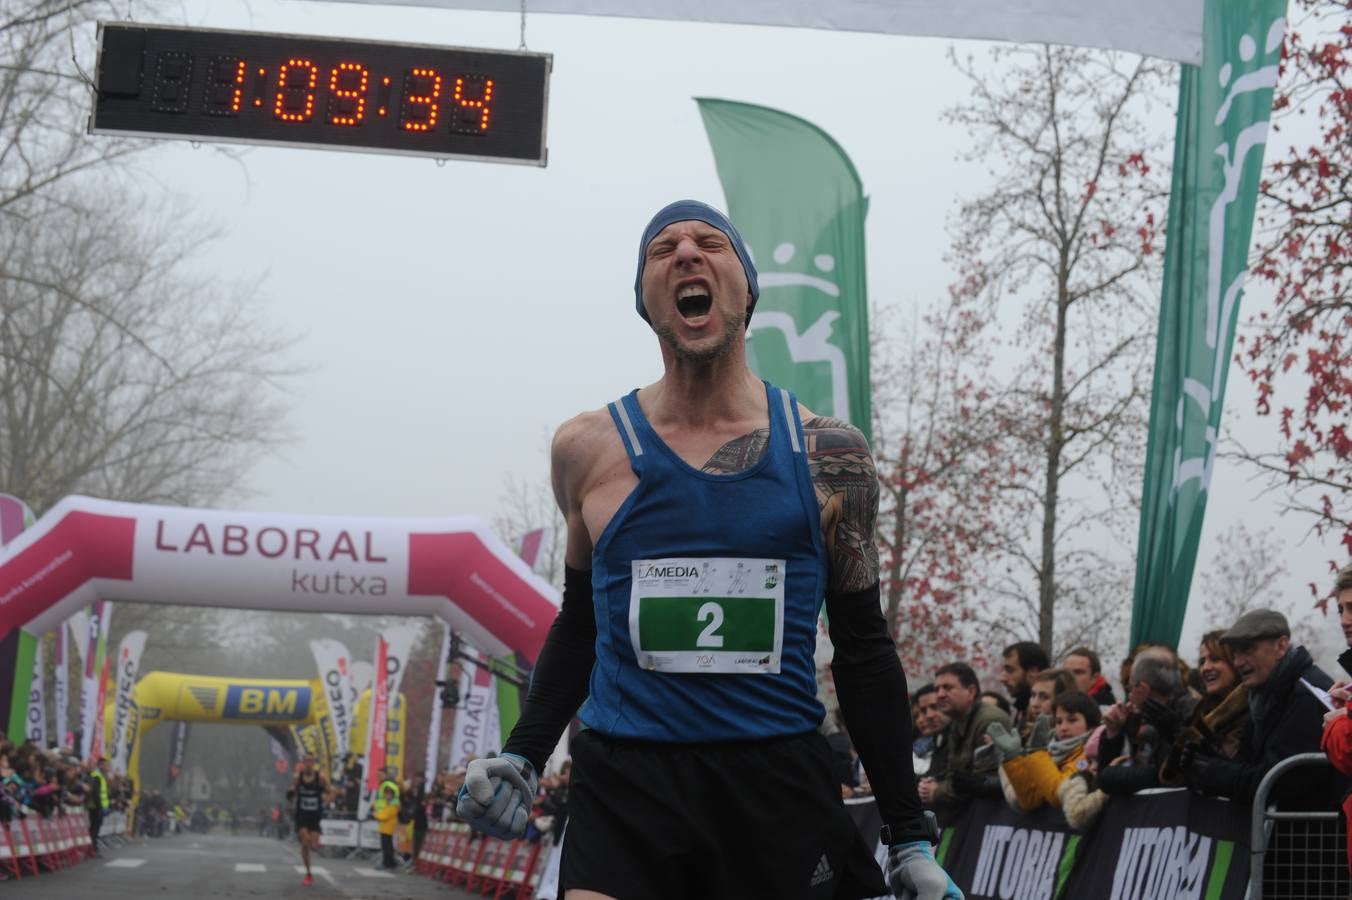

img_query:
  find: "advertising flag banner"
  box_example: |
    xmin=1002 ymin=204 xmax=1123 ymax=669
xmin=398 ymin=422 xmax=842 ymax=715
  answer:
xmin=449 ymin=648 xmax=501 ymax=767
xmin=310 ymin=639 xmax=355 ymax=760
xmin=109 ymin=630 xmax=147 ymax=773
xmin=359 ymin=634 xmax=391 ymax=819
xmin=698 ymin=99 xmax=872 ymax=442
xmin=309 ymin=0 xmax=1206 ymax=65
xmin=80 ymin=600 xmax=104 ymax=758
xmin=167 ymin=720 xmax=190 ymax=786
xmin=26 ymin=639 xmax=45 ymax=745
xmin=90 ymin=611 xmax=112 ymax=761
xmin=425 ymin=625 xmax=452 ymax=777
xmin=1130 ymin=0 xmax=1287 ymax=647
xmin=54 ymin=626 xmax=68 ymax=747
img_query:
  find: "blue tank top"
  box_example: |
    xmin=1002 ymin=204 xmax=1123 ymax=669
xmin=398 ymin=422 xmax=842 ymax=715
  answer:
xmin=578 ymin=381 xmax=828 ymax=742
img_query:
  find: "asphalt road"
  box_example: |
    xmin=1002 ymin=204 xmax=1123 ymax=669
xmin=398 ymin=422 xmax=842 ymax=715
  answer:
xmin=4 ymin=830 xmax=479 ymax=899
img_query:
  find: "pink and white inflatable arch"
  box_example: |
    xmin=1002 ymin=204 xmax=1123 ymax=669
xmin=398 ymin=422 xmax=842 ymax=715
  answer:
xmin=0 ymin=496 xmax=560 ymax=663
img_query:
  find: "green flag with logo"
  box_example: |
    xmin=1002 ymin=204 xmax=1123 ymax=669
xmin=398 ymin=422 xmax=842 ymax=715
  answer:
xmin=697 ymin=99 xmax=871 ymax=442
xmin=1131 ymin=0 xmax=1287 ymax=646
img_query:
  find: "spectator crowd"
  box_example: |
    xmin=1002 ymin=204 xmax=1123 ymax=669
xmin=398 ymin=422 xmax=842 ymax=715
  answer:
xmin=889 ymin=561 xmax=1352 ymax=880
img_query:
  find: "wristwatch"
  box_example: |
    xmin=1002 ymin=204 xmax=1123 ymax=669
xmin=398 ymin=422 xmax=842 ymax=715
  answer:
xmin=880 ymin=810 xmax=941 ymax=847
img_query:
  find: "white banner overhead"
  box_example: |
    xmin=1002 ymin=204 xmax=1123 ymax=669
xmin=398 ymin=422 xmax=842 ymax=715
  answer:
xmin=307 ymin=0 xmax=1206 ymax=64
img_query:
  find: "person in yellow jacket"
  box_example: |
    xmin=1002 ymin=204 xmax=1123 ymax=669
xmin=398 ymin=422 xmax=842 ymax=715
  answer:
xmin=371 ymin=784 xmax=400 ymax=871
xmin=989 ymin=691 xmax=1101 ymax=812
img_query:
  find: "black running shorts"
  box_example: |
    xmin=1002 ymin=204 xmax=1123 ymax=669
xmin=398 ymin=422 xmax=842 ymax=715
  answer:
xmin=295 ymin=814 xmax=323 ymax=834
xmin=561 ymin=729 xmax=887 ymax=900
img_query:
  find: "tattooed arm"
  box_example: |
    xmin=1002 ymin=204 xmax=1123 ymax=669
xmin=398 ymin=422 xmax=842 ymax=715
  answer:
xmin=802 ymin=416 xmax=881 ymax=594
xmin=804 ymin=414 xmax=929 ymax=844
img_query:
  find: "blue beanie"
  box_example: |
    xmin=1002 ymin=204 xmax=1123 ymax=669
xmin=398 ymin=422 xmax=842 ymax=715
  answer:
xmin=633 ymin=200 xmax=759 ymax=324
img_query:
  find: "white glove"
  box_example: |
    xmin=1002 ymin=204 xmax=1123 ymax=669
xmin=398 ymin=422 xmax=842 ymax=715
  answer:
xmin=887 ymin=841 xmax=963 ymax=900
xmin=455 ymin=753 xmax=538 ymax=839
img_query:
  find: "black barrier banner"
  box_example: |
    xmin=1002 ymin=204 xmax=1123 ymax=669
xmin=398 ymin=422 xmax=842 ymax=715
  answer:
xmin=924 ymin=790 xmax=1249 ymax=900
xmin=1067 ymin=788 xmax=1247 ymax=900
xmin=937 ymin=799 xmax=1079 ymax=900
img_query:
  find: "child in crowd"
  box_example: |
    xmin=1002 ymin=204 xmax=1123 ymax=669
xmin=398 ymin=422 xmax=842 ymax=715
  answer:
xmin=995 ymin=691 xmax=1102 ymax=812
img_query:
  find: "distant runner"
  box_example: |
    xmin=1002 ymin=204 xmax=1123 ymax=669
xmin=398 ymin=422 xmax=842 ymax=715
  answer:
xmin=288 ymin=754 xmax=331 ymax=886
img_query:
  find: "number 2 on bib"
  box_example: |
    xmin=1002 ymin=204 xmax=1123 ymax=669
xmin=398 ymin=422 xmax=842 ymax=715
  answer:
xmin=696 ymin=602 xmax=725 ymax=648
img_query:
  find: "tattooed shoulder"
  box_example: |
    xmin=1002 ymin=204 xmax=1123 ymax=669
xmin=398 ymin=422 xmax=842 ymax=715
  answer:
xmin=801 ymin=416 xmax=870 ymax=455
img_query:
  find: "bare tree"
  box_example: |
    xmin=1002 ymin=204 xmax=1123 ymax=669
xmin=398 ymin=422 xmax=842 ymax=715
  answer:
xmin=1198 ymin=522 xmax=1290 ymax=627
xmin=0 ymin=186 xmax=294 ymax=513
xmin=0 ymin=1 xmax=153 ymax=215
xmin=944 ymin=45 xmax=1172 ymax=653
xmin=1197 ymin=522 xmax=1337 ymax=662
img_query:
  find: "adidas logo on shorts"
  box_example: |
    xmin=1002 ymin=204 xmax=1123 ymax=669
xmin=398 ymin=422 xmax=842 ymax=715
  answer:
xmin=810 ymin=853 xmax=833 ymax=887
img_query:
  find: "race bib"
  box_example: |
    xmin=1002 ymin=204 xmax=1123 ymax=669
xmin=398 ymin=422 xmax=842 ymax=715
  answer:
xmin=629 ymin=557 xmax=784 ymax=674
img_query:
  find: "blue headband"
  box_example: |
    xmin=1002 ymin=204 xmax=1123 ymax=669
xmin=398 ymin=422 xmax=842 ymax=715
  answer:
xmin=633 ymin=200 xmax=759 ymax=324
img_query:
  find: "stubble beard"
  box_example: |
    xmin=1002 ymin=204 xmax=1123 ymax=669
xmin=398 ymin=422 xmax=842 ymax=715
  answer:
xmin=653 ymin=315 xmax=745 ymax=365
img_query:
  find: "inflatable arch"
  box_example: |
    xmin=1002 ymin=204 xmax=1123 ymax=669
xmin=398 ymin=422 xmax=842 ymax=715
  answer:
xmin=1 ymin=496 xmax=560 ymax=740
xmin=101 ymin=671 xmax=406 ymax=814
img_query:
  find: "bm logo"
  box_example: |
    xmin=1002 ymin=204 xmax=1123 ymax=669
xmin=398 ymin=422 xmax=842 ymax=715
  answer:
xmin=224 ymin=685 xmax=311 ymax=721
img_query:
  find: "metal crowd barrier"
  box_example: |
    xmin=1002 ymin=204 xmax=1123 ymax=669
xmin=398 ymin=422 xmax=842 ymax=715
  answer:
xmin=414 ymin=820 xmax=547 ymax=899
xmin=1247 ymin=753 xmax=1350 ymax=899
xmin=0 ymin=808 xmax=95 ymax=881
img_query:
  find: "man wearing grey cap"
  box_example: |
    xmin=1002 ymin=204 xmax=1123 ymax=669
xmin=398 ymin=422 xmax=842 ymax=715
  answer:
xmin=456 ymin=201 xmax=959 ymax=899
xmin=1180 ymin=607 xmax=1343 ymax=808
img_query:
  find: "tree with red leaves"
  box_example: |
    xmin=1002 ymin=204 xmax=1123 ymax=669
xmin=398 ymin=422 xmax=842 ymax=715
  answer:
xmin=869 ymin=295 xmax=1019 ymax=676
xmin=1239 ymin=0 xmax=1352 ymax=583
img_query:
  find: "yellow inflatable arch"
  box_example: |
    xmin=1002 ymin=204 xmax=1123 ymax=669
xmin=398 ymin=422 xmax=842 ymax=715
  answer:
xmin=105 ymin=671 xmax=405 ymax=813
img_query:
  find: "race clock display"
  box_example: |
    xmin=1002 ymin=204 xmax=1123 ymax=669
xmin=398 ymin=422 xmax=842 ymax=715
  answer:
xmin=90 ymin=22 xmax=551 ymax=165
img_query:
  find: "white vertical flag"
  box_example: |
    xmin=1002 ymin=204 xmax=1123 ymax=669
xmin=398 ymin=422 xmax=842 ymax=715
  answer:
xmin=79 ymin=602 xmax=103 ymax=759
xmin=109 ymin=631 xmax=147 ymax=774
xmin=54 ymin=626 xmax=68 ymax=748
xmin=309 ymin=639 xmax=355 ymax=760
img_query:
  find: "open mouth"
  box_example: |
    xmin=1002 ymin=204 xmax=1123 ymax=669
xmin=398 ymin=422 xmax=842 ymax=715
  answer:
xmin=676 ymin=285 xmax=712 ymax=320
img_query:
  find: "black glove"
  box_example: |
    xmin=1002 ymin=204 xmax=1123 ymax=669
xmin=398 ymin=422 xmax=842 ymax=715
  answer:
xmin=1180 ymin=745 xmax=1227 ymax=796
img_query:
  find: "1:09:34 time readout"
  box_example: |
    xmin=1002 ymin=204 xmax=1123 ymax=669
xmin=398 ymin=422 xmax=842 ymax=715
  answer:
xmin=150 ymin=51 xmax=495 ymax=135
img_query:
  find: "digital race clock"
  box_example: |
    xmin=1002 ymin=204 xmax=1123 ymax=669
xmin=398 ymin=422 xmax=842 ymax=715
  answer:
xmin=90 ymin=22 xmax=551 ymax=165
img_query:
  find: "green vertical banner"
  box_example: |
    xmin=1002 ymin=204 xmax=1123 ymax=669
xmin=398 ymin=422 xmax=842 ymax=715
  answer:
xmin=1131 ymin=0 xmax=1287 ymax=646
xmin=0 ymin=494 xmax=37 ymax=742
xmin=697 ymin=99 xmax=872 ymax=441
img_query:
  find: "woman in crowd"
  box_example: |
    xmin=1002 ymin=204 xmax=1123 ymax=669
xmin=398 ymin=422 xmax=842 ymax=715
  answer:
xmin=1160 ymin=630 xmax=1250 ymax=785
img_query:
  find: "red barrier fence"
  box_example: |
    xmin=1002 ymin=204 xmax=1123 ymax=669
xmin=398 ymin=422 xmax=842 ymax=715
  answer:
xmin=415 ymin=821 xmax=548 ymax=899
xmin=1 ymin=809 xmax=96 ymax=881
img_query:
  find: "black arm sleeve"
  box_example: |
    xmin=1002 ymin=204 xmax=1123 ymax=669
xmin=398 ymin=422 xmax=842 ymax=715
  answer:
xmin=501 ymin=565 xmax=596 ymax=772
xmin=827 ymin=581 xmax=928 ymax=845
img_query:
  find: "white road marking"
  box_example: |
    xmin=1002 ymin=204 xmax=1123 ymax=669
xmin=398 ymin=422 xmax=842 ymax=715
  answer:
xmin=354 ymin=867 xmax=395 ymax=878
xmin=105 ymin=858 xmax=146 ymax=868
xmin=235 ymin=862 xmax=267 ymax=872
